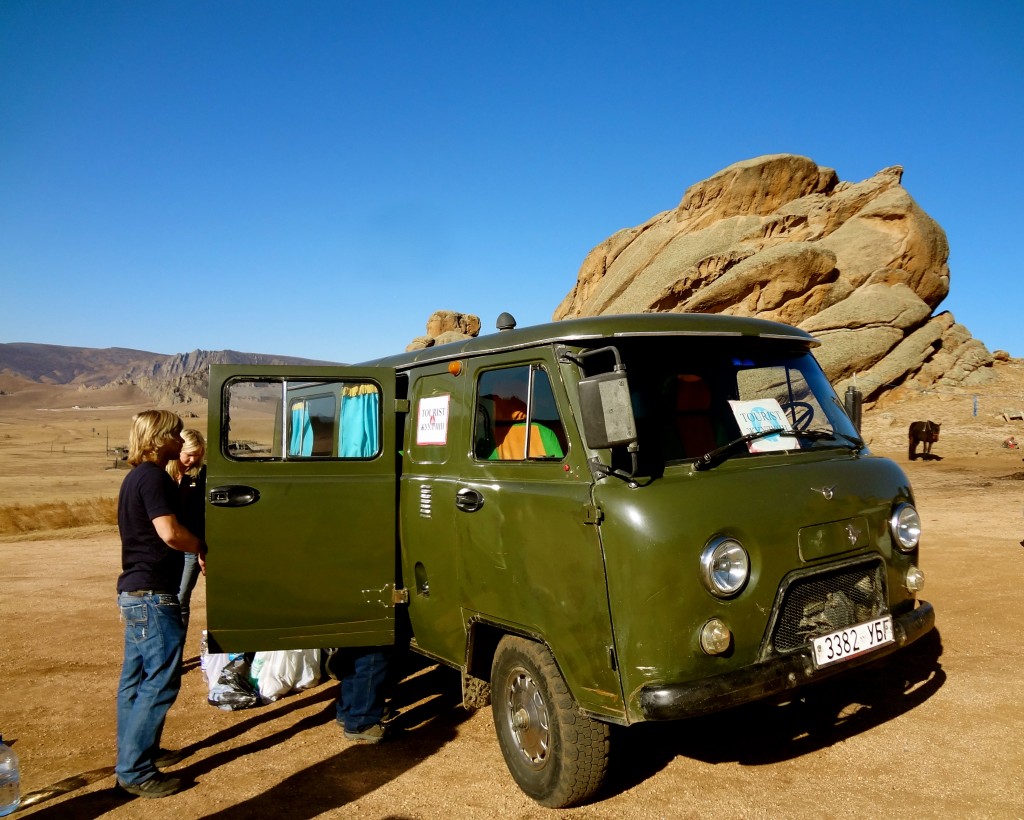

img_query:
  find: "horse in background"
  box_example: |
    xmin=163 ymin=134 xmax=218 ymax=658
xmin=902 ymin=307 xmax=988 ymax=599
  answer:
xmin=909 ymin=420 xmax=941 ymax=460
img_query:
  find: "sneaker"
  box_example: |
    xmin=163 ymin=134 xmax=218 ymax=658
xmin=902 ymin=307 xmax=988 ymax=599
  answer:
xmin=154 ymin=748 xmax=186 ymax=768
xmin=343 ymin=722 xmax=386 ymax=743
xmin=117 ymin=773 xmax=183 ymax=798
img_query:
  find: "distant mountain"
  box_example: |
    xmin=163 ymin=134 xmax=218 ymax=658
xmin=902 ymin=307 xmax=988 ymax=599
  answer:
xmin=0 ymin=343 xmax=342 ymax=404
xmin=0 ymin=343 xmax=164 ymax=387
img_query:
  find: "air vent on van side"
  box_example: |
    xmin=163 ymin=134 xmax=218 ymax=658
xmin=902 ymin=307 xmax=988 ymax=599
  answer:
xmin=419 ymin=484 xmax=432 ymax=518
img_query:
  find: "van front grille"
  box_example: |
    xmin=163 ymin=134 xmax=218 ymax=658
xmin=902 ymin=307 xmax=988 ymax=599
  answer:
xmin=768 ymin=560 xmax=887 ymax=655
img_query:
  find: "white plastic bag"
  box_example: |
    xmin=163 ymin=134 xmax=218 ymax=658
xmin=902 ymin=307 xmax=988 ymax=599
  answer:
xmin=251 ymin=649 xmax=321 ymax=702
xmin=202 ymin=652 xmax=230 ymax=691
xmin=199 ymin=633 xmax=261 ymax=709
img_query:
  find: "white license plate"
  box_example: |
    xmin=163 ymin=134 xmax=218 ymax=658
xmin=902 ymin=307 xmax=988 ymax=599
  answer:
xmin=811 ymin=615 xmax=894 ymax=668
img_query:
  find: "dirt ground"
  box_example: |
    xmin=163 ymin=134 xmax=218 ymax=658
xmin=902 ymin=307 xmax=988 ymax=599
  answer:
xmin=3 ymin=369 xmax=1024 ymax=818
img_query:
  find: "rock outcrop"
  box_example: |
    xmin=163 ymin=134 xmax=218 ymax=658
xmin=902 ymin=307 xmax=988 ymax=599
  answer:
xmin=406 ymin=310 xmax=482 ymax=351
xmin=122 ymin=349 xmax=341 ymax=405
xmin=555 ymin=154 xmax=993 ymax=401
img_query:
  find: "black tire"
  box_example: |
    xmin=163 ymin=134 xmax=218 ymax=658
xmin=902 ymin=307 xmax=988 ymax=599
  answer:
xmin=490 ymin=636 xmax=610 ymax=808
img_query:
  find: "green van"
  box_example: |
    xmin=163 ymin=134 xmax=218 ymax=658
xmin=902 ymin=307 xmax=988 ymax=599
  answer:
xmin=205 ymin=312 xmax=934 ymax=808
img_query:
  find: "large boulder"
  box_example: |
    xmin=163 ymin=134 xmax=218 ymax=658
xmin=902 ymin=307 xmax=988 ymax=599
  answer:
xmin=426 ymin=310 xmax=482 ymax=339
xmin=555 ymin=154 xmax=991 ymax=401
xmin=406 ymin=310 xmax=482 ymax=352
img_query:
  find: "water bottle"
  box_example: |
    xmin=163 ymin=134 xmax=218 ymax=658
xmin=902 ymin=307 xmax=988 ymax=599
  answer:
xmin=199 ymin=630 xmax=210 ymax=685
xmin=0 ymin=735 xmax=20 ymax=817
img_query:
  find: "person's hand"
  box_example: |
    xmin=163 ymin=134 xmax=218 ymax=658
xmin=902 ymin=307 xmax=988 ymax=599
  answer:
xmin=198 ymin=552 xmax=207 ymax=576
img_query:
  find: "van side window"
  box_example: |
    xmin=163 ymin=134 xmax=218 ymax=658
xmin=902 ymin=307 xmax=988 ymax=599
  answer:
xmin=224 ymin=378 xmax=381 ymax=460
xmin=475 ymin=366 xmax=566 ymax=461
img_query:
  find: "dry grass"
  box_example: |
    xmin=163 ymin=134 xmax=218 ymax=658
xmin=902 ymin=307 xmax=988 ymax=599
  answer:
xmin=0 ymin=496 xmax=117 ymax=535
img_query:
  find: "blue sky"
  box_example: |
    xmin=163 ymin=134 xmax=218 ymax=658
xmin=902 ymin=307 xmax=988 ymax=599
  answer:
xmin=2 ymin=1 xmax=1022 ymax=363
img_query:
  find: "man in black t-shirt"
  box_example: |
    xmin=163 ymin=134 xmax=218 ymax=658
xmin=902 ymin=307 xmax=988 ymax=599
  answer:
xmin=114 ymin=410 xmax=206 ymax=799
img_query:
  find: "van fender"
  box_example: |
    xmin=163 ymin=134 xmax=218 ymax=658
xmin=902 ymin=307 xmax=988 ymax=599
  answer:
xmin=462 ymin=614 xmax=548 ymax=709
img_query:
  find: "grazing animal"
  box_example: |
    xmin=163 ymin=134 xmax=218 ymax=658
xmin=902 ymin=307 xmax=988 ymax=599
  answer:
xmin=908 ymin=420 xmax=941 ymax=460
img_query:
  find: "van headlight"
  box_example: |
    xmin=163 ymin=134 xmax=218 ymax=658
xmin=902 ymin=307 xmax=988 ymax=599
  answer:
xmin=699 ymin=618 xmax=732 ymax=655
xmin=700 ymin=537 xmax=750 ymax=598
xmin=890 ymin=503 xmax=922 ymax=552
xmin=905 ymin=566 xmax=925 ymax=593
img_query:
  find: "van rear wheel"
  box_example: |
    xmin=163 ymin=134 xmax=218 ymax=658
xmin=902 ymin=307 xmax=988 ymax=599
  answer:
xmin=491 ymin=636 xmax=610 ymax=808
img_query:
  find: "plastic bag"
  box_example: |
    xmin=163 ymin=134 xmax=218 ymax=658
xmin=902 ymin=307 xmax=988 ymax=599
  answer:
xmin=251 ymin=649 xmax=321 ymax=702
xmin=202 ymin=650 xmax=229 ymax=691
xmin=207 ymin=655 xmax=261 ymax=711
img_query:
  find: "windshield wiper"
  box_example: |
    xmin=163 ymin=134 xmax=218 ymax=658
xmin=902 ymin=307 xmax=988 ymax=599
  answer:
xmin=693 ymin=428 xmax=791 ymax=471
xmin=793 ymin=428 xmax=836 ymax=440
xmin=799 ymin=428 xmax=866 ymax=452
xmin=693 ymin=427 xmax=863 ymax=471
xmin=831 ymin=429 xmax=866 ymax=453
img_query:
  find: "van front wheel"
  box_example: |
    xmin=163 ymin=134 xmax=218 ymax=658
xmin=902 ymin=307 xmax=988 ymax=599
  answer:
xmin=491 ymin=636 xmax=610 ymax=808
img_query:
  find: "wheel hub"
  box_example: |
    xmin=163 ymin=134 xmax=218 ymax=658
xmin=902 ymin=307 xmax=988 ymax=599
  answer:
xmin=507 ymin=670 xmax=550 ymax=768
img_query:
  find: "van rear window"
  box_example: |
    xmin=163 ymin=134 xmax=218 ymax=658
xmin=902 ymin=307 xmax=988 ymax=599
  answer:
xmin=223 ymin=378 xmax=381 ymax=460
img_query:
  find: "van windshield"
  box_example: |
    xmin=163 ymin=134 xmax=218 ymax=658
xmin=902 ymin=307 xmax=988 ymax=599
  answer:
xmin=599 ymin=338 xmax=861 ymax=471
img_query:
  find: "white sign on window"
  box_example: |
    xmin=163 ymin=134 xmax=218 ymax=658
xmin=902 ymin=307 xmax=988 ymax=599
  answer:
xmin=728 ymin=398 xmax=795 ymax=453
xmin=416 ymin=394 xmax=451 ymax=446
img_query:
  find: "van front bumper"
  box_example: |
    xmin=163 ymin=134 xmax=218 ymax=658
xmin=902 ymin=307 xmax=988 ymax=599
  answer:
xmin=637 ymin=600 xmax=935 ymax=721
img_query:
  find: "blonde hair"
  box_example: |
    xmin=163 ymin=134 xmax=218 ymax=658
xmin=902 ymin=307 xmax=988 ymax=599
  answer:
xmin=167 ymin=428 xmax=207 ymax=481
xmin=128 ymin=410 xmax=184 ymax=466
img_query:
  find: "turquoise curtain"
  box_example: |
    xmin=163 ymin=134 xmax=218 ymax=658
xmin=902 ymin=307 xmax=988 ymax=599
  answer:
xmin=288 ymin=404 xmax=313 ymax=456
xmin=338 ymin=391 xmax=380 ymax=457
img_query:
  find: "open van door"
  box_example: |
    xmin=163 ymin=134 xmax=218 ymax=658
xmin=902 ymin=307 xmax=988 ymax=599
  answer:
xmin=205 ymin=364 xmax=399 ymax=652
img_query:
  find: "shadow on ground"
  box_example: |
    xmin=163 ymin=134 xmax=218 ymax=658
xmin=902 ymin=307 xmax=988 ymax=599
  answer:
xmin=604 ymin=627 xmax=946 ymax=800
xmin=23 ymin=658 xmax=470 ymax=819
xmin=18 ymin=633 xmax=945 ymax=815
xmin=194 ymin=662 xmax=470 ymax=820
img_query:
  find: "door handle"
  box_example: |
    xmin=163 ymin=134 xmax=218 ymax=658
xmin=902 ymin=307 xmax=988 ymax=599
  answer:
xmin=455 ymin=487 xmax=484 ymax=513
xmin=209 ymin=485 xmax=261 ymax=507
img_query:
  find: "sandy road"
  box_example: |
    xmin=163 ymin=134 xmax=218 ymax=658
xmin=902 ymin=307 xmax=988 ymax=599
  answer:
xmin=2 ymin=453 xmax=1023 ymax=819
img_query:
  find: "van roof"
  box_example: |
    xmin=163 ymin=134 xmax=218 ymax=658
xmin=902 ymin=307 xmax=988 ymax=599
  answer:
xmin=361 ymin=313 xmax=818 ymax=371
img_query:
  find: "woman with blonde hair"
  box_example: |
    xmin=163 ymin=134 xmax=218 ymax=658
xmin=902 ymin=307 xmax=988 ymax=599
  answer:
xmin=168 ymin=428 xmax=207 ymax=636
xmin=115 ymin=410 xmax=205 ymax=799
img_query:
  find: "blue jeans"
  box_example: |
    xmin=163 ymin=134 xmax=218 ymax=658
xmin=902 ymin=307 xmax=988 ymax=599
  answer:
xmin=177 ymin=553 xmax=201 ymax=634
xmin=115 ymin=592 xmax=185 ymax=785
xmin=334 ymin=648 xmax=390 ymax=733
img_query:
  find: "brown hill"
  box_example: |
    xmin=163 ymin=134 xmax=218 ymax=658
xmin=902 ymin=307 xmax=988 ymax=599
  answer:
xmin=0 ymin=343 xmax=341 ymax=406
xmin=0 ymin=343 xmax=168 ymax=387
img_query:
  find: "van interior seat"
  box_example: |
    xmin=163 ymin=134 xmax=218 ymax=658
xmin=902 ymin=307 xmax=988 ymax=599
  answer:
xmin=489 ymin=396 xmax=563 ymax=460
xmin=673 ymin=374 xmax=718 ymax=458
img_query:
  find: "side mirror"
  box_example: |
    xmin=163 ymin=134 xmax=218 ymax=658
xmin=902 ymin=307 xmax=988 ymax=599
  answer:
xmin=579 ymin=371 xmax=638 ymax=449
